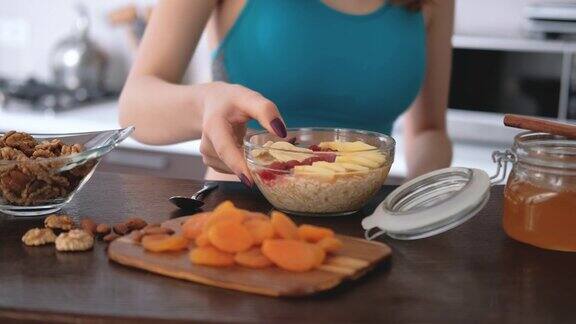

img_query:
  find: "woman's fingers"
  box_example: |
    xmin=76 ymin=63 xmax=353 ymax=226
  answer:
xmin=205 ymin=121 xmax=253 ymax=186
xmin=199 ymin=83 xmax=287 ymax=187
xmin=235 ymin=89 xmax=287 ymax=138
xmin=199 ymin=135 xmax=232 ymax=173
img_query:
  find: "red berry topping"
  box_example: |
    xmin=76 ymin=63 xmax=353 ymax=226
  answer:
xmin=300 ymin=157 xmax=314 ymax=165
xmin=269 ymin=161 xmax=288 ymax=170
xmin=308 ymin=144 xmax=321 ymax=151
xmin=320 ymin=153 xmax=336 ymax=163
xmin=258 ymin=170 xmax=277 ymax=182
xmin=285 ymin=160 xmax=301 ymax=169
xmin=308 ymin=144 xmax=336 ymax=152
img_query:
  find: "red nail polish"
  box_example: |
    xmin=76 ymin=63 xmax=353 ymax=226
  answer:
xmin=270 ymin=118 xmax=287 ymax=138
xmin=239 ymin=173 xmax=253 ymax=188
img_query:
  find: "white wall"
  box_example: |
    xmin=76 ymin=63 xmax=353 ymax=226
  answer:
xmin=0 ymin=0 xmax=210 ymax=90
xmin=1 ymin=0 xmax=573 ymax=89
xmin=455 ymin=0 xmax=575 ymax=37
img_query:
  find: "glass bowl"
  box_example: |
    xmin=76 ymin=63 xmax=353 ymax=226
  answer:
xmin=0 ymin=127 xmax=134 ymax=216
xmin=244 ymin=127 xmax=395 ymax=216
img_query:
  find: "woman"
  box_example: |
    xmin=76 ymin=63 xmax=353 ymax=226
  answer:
xmin=119 ymin=0 xmax=454 ymax=186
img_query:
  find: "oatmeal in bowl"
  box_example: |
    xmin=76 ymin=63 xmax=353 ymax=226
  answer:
xmin=244 ymin=128 xmax=394 ymax=216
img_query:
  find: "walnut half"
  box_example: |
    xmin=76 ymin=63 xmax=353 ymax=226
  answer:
xmin=55 ymin=229 xmax=94 ymax=252
xmin=44 ymin=214 xmax=74 ymax=231
xmin=22 ymin=228 xmax=57 ymax=246
xmin=0 ymin=131 xmax=38 ymax=156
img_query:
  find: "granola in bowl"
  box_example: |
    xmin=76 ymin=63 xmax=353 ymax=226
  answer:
xmin=245 ymin=128 xmax=394 ymax=216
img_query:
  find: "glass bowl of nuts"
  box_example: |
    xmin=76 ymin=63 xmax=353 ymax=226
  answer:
xmin=0 ymin=127 xmax=134 ymax=216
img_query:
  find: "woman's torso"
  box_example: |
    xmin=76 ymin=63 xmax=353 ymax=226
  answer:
xmin=209 ymin=0 xmax=426 ymax=135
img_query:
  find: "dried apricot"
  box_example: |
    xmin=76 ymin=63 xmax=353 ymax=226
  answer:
xmin=244 ymin=218 xmax=274 ymax=245
xmin=270 ymin=211 xmax=299 ymax=240
xmin=234 ymin=247 xmax=273 ymax=269
xmin=195 ymin=232 xmax=210 ymax=247
xmin=190 ymin=246 xmax=235 ymax=267
xmin=244 ymin=211 xmax=269 ymax=222
xmin=208 ymin=221 xmax=254 ymax=253
xmin=203 ymin=201 xmax=245 ymax=231
xmin=141 ymin=234 xmax=189 ymax=252
xmin=297 ymin=224 xmax=334 ymax=242
xmin=310 ymin=244 xmax=326 ymax=268
xmin=261 ymin=239 xmax=317 ymax=272
xmin=317 ymin=236 xmax=343 ymax=253
xmin=181 ymin=212 xmax=210 ymax=239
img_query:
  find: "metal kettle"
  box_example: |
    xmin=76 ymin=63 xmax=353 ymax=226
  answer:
xmin=50 ymin=4 xmax=107 ymax=92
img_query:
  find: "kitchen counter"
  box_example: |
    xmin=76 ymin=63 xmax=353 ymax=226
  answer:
xmin=0 ymin=102 xmax=201 ymax=156
xmin=0 ymin=102 xmax=520 ymax=179
xmin=1 ymin=173 xmax=575 ymax=323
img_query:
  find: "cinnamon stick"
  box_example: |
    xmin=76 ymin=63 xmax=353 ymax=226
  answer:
xmin=503 ymin=114 xmax=576 ymax=138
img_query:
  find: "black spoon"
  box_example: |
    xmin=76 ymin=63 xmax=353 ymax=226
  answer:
xmin=169 ymin=182 xmax=219 ymax=210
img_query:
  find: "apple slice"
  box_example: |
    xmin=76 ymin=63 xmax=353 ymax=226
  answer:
xmin=294 ymin=165 xmax=335 ymax=180
xmin=335 ymin=162 xmax=369 ymax=172
xmin=341 ymin=141 xmax=377 ymax=152
xmin=335 ymin=155 xmax=380 ymax=169
xmin=269 ymin=141 xmax=313 ymax=162
xmin=269 ymin=151 xmax=310 ymax=162
xmin=251 ymin=149 xmax=268 ymax=158
xmin=312 ymin=161 xmax=347 ymax=172
xmin=351 ymin=151 xmax=387 ymax=165
xmin=270 ymin=141 xmax=312 ymax=152
xmin=318 ymin=141 xmax=342 ymax=151
xmin=318 ymin=141 xmax=377 ymax=152
xmin=252 ymin=141 xmax=287 ymax=161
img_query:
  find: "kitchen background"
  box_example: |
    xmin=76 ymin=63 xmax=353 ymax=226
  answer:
xmin=1 ymin=0 xmax=575 ymax=180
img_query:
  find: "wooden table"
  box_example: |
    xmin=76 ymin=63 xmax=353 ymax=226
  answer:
xmin=1 ymin=173 xmax=575 ymax=323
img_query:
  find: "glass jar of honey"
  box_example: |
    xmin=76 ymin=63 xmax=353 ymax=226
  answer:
xmin=362 ymin=131 xmax=576 ymax=249
xmin=502 ymin=132 xmax=576 ymax=252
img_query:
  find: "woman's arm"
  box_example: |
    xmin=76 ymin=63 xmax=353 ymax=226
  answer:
xmin=119 ymin=0 xmax=286 ymax=183
xmin=119 ymin=0 xmax=216 ymax=144
xmin=402 ymin=0 xmax=454 ymax=179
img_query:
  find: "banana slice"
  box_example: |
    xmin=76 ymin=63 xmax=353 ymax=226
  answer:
xmin=312 ymin=161 xmax=347 ymax=172
xmin=294 ymin=165 xmax=335 ymax=180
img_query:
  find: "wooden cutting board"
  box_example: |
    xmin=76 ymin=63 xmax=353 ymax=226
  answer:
xmin=108 ymin=216 xmax=392 ymax=297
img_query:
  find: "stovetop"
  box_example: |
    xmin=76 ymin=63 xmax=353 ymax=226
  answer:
xmin=0 ymin=77 xmax=118 ymax=112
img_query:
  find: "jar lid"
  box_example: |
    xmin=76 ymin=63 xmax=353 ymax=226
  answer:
xmin=362 ymin=167 xmax=491 ymax=240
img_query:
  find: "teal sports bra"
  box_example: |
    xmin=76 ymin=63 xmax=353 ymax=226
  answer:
xmin=213 ymin=0 xmax=426 ymax=134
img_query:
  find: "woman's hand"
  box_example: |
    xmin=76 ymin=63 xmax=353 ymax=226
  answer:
xmin=199 ymin=82 xmax=287 ymax=186
xmin=118 ymin=1 xmax=284 ymax=185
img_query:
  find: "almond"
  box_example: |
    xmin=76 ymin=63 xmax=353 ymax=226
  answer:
xmin=95 ymin=223 xmax=111 ymax=236
xmin=80 ymin=218 xmax=97 ymax=236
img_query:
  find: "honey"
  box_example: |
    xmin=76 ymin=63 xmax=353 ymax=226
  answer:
xmin=503 ymin=175 xmax=576 ymax=252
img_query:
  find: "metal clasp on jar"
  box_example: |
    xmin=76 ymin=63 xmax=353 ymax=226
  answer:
xmin=490 ymin=150 xmax=517 ymax=185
